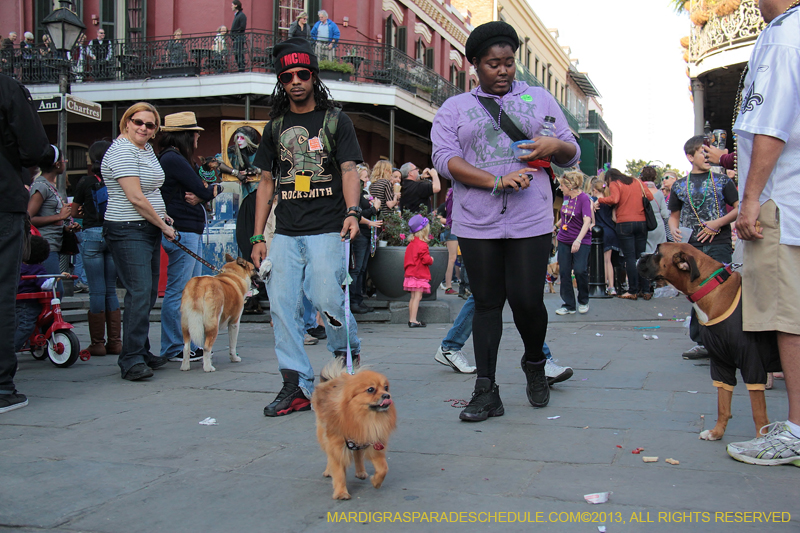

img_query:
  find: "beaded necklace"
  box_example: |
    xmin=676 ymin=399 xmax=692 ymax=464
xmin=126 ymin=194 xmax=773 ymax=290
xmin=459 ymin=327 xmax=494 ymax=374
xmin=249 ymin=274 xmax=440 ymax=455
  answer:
xmin=686 ymin=172 xmax=720 ymax=224
xmin=474 ymin=93 xmax=503 ymax=131
xmin=561 ymin=193 xmax=579 ymax=231
xmin=199 ymin=166 xmax=217 ymax=183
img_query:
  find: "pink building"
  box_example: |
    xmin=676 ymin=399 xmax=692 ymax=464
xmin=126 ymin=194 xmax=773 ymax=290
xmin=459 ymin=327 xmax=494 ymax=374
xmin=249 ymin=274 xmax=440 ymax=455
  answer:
xmin=2 ymin=0 xmax=474 ymax=197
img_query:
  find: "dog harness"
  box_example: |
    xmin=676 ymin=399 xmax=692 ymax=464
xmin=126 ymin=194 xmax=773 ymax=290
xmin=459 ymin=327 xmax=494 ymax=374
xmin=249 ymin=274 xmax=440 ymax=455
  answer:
xmin=346 ymin=440 xmax=385 ymax=451
xmin=687 ymin=265 xmax=732 ymax=303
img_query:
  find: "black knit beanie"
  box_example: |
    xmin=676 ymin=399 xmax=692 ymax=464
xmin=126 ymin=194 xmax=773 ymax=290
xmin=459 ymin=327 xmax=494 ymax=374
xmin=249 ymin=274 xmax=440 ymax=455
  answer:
xmin=465 ymin=21 xmax=519 ymax=65
xmin=273 ymin=37 xmax=319 ymax=75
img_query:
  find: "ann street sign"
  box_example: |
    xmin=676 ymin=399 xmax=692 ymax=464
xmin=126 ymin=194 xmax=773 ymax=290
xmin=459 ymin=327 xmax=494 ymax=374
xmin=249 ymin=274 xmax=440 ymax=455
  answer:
xmin=34 ymin=95 xmax=62 ymax=113
xmin=65 ymin=94 xmax=102 ymax=121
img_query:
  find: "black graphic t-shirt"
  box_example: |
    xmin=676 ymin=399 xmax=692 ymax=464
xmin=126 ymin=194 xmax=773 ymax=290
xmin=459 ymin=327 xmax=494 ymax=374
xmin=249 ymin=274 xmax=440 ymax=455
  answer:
xmin=668 ymin=171 xmax=738 ymax=246
xmin=253 ymin=109 xmax=363 ymax=236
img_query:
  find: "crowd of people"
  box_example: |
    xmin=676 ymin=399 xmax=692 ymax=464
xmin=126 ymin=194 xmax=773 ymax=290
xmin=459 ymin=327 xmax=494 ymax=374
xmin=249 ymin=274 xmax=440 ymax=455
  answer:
xmin=2 ymin=6 xmax=798 ymax=469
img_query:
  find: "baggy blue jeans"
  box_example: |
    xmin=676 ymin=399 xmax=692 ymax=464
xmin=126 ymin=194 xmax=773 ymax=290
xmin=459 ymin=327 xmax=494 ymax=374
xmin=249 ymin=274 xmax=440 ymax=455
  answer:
xmin=160 ymin=233 xmax=202 ymax=357
xmin=104 ymin=220 xmax=162 ymax=376
xmin=266 ymin=233 xmax=360 ymax=397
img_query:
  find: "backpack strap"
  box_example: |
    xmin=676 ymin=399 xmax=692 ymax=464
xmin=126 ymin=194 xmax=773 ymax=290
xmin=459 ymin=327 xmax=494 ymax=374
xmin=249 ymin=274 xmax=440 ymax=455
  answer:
xmin=321 ymin=107 xmax=340 ymax=174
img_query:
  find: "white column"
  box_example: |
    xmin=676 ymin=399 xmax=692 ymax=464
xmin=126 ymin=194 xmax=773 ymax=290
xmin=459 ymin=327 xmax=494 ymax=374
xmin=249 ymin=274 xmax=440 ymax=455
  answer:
xmin=691 ymin=78 xmax=705 ymax=136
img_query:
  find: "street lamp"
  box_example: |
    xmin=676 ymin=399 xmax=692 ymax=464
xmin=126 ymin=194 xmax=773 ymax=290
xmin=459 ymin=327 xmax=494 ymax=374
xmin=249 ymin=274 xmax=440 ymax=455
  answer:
xmin=42 ymin=0 xmax=85 ymax=199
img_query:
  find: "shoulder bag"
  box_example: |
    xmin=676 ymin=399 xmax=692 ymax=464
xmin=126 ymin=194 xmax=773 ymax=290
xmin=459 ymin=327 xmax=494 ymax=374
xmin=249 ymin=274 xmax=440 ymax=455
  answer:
xmin=637 ymin=179 xmax=658 ymax=232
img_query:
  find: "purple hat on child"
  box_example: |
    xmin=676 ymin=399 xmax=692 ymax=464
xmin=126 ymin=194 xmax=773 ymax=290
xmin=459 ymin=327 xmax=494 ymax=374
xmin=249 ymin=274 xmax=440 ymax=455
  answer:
xmin=408 ymin=214 xmax=429 ymax=233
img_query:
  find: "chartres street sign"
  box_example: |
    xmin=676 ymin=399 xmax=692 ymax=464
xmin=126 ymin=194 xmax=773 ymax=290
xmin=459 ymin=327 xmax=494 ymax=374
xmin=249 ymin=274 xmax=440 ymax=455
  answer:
xmin=65 ymin=94 xmax=102 ymax=121
xmin=34 ymin=95 xmax=62 ymax=113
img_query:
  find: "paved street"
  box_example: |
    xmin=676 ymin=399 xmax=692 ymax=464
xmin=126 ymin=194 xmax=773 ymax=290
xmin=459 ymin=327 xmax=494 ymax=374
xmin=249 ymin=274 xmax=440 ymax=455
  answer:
xmin=2 ymin=291 xmax=797 ymax=532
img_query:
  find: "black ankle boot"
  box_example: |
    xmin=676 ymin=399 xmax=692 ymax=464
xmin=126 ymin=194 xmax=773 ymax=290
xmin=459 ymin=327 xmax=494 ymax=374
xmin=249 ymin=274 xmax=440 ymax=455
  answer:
xmin=521 ymin=357 xmax=550 ymax=408
xmin=459 ymin=377 xmax=504 ymax=422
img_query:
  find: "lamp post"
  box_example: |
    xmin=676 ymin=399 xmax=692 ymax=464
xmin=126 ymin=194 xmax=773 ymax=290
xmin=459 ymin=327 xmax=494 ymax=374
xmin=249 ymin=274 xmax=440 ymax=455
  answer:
xmin=42 ymin=0 xmax=85 ymax=200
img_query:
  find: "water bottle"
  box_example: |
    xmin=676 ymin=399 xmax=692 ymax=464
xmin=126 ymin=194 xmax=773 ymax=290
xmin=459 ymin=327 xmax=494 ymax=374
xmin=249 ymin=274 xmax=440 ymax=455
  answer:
xmin=528 ymin=116 xmax=556 ymax=169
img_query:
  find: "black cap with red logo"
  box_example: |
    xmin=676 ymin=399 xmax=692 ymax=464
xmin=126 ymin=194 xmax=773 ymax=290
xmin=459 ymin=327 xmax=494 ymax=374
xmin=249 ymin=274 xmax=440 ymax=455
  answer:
xmin=273 ymin=37 xmax=319 ymax=75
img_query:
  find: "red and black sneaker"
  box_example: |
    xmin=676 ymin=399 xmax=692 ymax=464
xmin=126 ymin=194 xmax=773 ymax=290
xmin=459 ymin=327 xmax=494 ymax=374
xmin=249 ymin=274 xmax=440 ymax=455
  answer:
xmin=263 ymin=369 xmax=311 ymax=417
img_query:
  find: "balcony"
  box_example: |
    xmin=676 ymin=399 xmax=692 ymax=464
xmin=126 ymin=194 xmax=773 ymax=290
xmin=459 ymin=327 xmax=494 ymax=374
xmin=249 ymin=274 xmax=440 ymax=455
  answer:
xmin=514 ymin=60 xmax=582 ymax=135
xmin=4 ymin=30 xmax=462 ymax=108
xmin=583 ymin=110 xmax=612 ymax=144
xmin=689 ymin=0 xmax=765 ymax=66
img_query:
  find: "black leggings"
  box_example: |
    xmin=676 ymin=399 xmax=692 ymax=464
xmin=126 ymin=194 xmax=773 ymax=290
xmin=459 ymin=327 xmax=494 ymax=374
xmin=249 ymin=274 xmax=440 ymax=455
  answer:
xmin=458 ymin=235 xmax=550 ymax=382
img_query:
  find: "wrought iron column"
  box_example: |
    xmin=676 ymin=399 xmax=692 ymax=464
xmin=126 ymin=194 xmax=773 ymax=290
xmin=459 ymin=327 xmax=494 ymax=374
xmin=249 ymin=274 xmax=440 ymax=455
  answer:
xmin=57 ymin=67 xmax=69 ymax=200
xmin=691 ymin=78 xmax=705 ymax=136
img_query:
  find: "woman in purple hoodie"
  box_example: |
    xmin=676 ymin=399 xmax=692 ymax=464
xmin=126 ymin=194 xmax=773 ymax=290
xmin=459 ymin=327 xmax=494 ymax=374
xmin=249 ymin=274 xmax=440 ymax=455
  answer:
xmin=431 ymin=21 xmax=580 ymax=422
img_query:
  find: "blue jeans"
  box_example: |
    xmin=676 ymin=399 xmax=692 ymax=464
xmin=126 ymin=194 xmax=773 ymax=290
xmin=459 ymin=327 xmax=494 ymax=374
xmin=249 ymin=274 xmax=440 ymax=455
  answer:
xmin=160 ymin=233 xmax=202 ymax=357
xmin=349 ymin=233 xmax=370 ymax=306
xmin=104 ymin=220 xmax=162 ymax=375
xmin=557 ymin=241 xmax=590 ymax=311
xmin=42 ymin=249 xmax=63 ymax=295
xmin=616 ymin=220 xmax=648 ymax=294
xmin=441 ymin=294 xmax=553 ymax=360
xmin=81 ymin=226 xmax=119 ymax=314
xmin=266 ymin=233 xmax=360 ymax=396
xmin=73 ymin=231 xmax=87 ymax=284
xmin=0 ymin=213 xmax=25 ymax=394
xmin=15 ymin=301 xmax=42 ymax=352
xmin=303 ymin=295 xmax=317 ymax=331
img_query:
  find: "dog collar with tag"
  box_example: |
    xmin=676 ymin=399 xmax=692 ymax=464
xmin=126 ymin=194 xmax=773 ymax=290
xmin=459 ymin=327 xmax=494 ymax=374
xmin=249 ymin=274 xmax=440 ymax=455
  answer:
xmin=346 ymin=440 xmax=385 ymax=451
xmin=687 ymin=265 xmax=732 ymax=303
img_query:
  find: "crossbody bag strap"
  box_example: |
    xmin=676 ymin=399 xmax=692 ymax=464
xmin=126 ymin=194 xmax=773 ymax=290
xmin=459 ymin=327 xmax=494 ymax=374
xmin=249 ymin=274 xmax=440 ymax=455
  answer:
xmin=478 ymin=95 xmax=558 ymax=186
xmin=477 ymin=96 xmax=527 ymax=142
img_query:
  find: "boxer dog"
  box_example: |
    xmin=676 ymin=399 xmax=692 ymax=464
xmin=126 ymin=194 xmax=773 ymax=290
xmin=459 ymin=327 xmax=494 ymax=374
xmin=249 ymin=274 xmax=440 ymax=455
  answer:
xmin=637 ymin=243 xmax=781 ymax=441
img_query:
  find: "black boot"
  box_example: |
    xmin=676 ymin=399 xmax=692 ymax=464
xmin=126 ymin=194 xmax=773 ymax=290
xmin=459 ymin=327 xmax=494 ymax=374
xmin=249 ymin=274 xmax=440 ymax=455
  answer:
xmin=263 ymin=369 xmax=311 ymax=417
xmin=459 ymin=378 xmax=504 ymax=422
xmin=521 ymin=357 xmax=550 ymax=408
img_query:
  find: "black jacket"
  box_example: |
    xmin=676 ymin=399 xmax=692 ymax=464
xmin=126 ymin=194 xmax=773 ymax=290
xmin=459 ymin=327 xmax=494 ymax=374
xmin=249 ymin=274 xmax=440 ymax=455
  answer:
xmin=231 ymin=10 xmax=247 ymax=34
xmin=0 ymin=74 xmax=50 ymax=213
xmin=159 ymin=149 xmax=220 ymax=234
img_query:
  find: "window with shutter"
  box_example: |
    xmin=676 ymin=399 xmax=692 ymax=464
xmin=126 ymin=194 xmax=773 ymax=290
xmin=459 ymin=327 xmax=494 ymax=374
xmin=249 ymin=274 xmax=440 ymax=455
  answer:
xmin=424 ymin=48 xmax=434 ymax=69
xmin=457 ymin=71 xmax=466 ymax=91
xmin=397 ymin=26 xmax=407 ymax=53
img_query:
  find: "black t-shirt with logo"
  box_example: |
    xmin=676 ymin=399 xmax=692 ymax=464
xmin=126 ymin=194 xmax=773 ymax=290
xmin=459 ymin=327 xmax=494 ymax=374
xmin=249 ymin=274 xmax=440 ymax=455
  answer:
xmin=253 ymin=109 xmax=363 ymax=236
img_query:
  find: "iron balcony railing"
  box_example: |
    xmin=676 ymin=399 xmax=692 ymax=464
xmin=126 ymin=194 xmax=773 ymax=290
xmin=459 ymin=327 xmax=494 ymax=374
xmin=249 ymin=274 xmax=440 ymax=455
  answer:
xmin=514 ymin=60 xmax=582 ymax=134
xmin=2 ymin=30 xmax=462 ymax=107
xmin=585 ymin=110 xmax=613 ymax=144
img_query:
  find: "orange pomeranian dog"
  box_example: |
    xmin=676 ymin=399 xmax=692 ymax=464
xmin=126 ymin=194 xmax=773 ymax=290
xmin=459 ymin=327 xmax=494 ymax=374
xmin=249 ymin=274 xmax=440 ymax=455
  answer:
xmin=311 ymin=360 xmax=397 ymax=500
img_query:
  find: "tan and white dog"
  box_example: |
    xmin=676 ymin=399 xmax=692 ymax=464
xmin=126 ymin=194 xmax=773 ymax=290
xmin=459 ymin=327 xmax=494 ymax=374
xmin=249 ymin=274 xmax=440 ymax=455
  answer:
xmin=180 ymin=253 xmax=260 ymax=372
xmin=637 ymin=243 xmax=781 ymax=441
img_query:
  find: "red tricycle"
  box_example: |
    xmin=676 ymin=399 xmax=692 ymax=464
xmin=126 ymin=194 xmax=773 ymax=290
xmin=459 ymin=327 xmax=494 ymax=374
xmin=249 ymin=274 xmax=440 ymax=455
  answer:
xmin=17 ymin=274 xmax=90 ymax=368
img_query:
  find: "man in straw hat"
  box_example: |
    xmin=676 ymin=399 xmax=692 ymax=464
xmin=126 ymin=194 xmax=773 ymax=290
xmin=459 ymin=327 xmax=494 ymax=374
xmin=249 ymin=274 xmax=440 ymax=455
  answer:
xmin=250 ymin=37 xmax=364 ymax=417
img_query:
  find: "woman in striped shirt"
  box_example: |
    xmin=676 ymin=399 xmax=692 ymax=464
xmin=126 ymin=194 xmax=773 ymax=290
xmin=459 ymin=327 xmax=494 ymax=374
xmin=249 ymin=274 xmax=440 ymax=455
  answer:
xmin=102 ymin=102 xmax=177 ymax=382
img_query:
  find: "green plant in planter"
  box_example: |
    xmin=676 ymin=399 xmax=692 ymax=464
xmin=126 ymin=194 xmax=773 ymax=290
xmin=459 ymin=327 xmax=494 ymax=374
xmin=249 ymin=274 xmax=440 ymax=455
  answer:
xmin=380 ymin=207 xmax=444 ymax=247
xmin=412 ymin=82 xmax=434 ymax=93
xmin=318 ymin=59 xmax=354 ymax=74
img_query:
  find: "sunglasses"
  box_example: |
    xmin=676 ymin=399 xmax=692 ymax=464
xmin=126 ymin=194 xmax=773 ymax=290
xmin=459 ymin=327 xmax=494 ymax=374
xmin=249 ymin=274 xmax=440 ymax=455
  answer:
xmin=130 ymin=118 xmax=157 ymax=130
xmin=279 ymin=68 xmax=312 ymax=84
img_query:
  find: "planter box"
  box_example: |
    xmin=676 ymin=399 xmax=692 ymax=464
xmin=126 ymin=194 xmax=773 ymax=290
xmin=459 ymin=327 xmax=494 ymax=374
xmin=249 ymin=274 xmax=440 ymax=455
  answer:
xmin=367 ymin=245 xmax=448 ymax=301
xmin=318 ymin=70 xmax=351 ymax=82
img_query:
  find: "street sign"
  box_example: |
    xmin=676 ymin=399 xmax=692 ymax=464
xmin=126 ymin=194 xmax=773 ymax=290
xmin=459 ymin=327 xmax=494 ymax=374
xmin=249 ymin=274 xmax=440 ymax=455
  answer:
xmin=65 ymin=94 xmax=102 ymax=121
xmin=34 ymin=95 xmax=62 ymax=113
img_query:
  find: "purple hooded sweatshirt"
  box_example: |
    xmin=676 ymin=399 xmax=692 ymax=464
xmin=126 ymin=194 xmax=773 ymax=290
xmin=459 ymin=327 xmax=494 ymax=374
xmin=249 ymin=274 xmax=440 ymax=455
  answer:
xmin=431 ymin=81 xmax=580 ymax=240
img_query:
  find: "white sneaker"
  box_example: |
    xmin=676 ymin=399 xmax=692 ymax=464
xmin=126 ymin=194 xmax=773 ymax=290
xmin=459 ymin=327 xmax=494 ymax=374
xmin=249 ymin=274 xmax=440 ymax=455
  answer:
xmin=434 ymin=346 xmax=477 ymax=374
xmin=545 ymin=359 xmax=574 ymax=385
xmin=578 ymin=304 xmax=589 ymax=314
xmin=726 ymin=421 xmax=800 ymax=466
xmin=555 ymin=307 xmax=576 ymax=315
xmin=439 ymin=282 xmax=447 ymax=291
xmin=303 ymin=333 xmax=319 ymax=345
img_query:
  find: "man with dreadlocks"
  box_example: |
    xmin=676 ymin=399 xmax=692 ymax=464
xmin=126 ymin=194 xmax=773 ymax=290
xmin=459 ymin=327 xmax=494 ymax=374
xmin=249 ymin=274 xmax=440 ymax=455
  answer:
xmin=251 ymin=37 xmax=364 ymax=417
